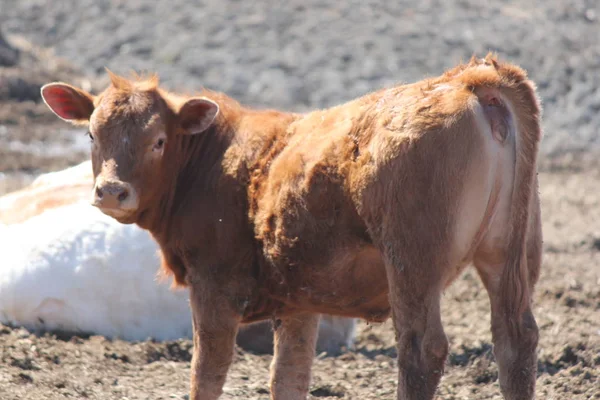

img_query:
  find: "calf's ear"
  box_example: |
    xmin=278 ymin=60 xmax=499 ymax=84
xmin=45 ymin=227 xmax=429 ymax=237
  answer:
xmin=41 ymin=83 xmax=95 ymax=125
xmin=177 ymin=97 xmax=219 ymax=135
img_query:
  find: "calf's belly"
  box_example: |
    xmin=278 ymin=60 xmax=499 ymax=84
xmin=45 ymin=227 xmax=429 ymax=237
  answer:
xmin=268 ymin=244 xmax=392 ymax=322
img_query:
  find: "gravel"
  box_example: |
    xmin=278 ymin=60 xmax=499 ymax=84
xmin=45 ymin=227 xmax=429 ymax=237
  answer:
xmin=1 ymin=0 xmax=599 ymax=156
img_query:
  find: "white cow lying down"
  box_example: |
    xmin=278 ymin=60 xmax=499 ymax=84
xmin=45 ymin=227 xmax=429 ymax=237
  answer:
xmin=0 ymin=161 xmax=356 ymax=354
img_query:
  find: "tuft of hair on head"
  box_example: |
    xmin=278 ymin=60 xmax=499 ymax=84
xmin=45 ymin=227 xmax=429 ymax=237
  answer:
xmin=464 ymin=52 xmax=500 ymax=68
xmin=105 ymin=67 xmax=132 ymax=90
xmin=104 ymin=67 xmax=159 ymax=91
xmin=468 ymin=53 xmax=479 ymax=65
xmin=129 ymin=70 xmax=160 ymax=90
xmin=482 ymin=51 xmax=500 ymax=69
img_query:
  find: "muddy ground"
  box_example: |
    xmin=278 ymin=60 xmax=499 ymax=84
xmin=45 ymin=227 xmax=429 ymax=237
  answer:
xmin=0 ymin=0 xmax=599 ymax=399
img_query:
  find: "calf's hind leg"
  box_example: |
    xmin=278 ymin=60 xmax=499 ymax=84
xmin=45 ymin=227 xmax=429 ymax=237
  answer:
xmin=364 ymin=175 xmax=463 ymax=398
xmin=383 ymin=253 xmax=449 ymax=400
xmin=269 ymin=313 xmax=320 ymax=400
xmin=474 ymin=183 xmax=541 ymax=400
xmin=474 ymin=256 xmax=539 ymax=400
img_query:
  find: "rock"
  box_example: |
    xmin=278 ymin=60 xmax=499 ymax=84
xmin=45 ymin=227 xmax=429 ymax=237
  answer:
xmin=0 ymin=27 xmax=18 ymax=67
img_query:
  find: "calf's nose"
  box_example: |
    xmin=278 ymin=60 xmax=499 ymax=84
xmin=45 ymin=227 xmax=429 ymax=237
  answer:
xmin=92 ymin=180 xmax=135 ymax=210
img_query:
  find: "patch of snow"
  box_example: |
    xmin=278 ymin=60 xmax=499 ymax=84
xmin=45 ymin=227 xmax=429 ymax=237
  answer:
xmin=30 ymin=159 xmax=92 ymax=187
xmin=0 ymin=202 xmax=192 ymax=341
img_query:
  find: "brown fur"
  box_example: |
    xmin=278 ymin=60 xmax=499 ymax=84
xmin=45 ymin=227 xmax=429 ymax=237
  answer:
xmin=41 ymin=54 xmax=543 ymax=400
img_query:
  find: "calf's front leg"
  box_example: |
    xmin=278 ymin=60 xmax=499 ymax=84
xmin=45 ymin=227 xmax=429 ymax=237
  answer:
xmin=270 ymin=313 xmax=320 ymax=400
xmin=188 ymin=282 xmax=240 ymax=400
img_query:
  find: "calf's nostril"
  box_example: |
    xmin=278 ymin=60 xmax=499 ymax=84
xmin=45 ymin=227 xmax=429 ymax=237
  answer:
xmin=95 ymin=186 xmax=104 ymax=199
xmin=117 ymin=190 xmax=129 ymax=202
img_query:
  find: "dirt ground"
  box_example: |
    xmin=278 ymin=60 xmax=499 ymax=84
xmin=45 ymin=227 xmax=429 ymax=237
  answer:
xmin=1 ymin=57 xmax=599 ymax=400
xmin=0 ymin=1 xmax=599 ymax=398
xmin=1 ymin=162 xmax=599 ymax=400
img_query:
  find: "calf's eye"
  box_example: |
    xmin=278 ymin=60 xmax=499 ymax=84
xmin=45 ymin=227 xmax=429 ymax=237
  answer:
xmin=86 ymin=131 xmax=94 ymax=143
xmin=153 ymin=138 xmax=165 ymax=151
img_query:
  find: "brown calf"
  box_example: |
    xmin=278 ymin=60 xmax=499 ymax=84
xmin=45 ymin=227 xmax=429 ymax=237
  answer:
xmin=41 ymin=54 xmax=542 ymax=400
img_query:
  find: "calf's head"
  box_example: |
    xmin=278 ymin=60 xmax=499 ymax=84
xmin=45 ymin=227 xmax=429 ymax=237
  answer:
xmin=40 ymin=72 xmax=219 ymax=224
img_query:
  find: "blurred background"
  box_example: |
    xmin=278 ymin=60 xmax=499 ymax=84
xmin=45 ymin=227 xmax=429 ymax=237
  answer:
xmin=1 ymin=1 xmax=600 ymax=170
xmin=0 ymin=1 xmax=598 ymax=399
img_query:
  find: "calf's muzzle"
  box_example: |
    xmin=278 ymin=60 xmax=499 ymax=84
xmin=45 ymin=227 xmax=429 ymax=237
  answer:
xmin=91 ymin=179 xmax=139 ymax=217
